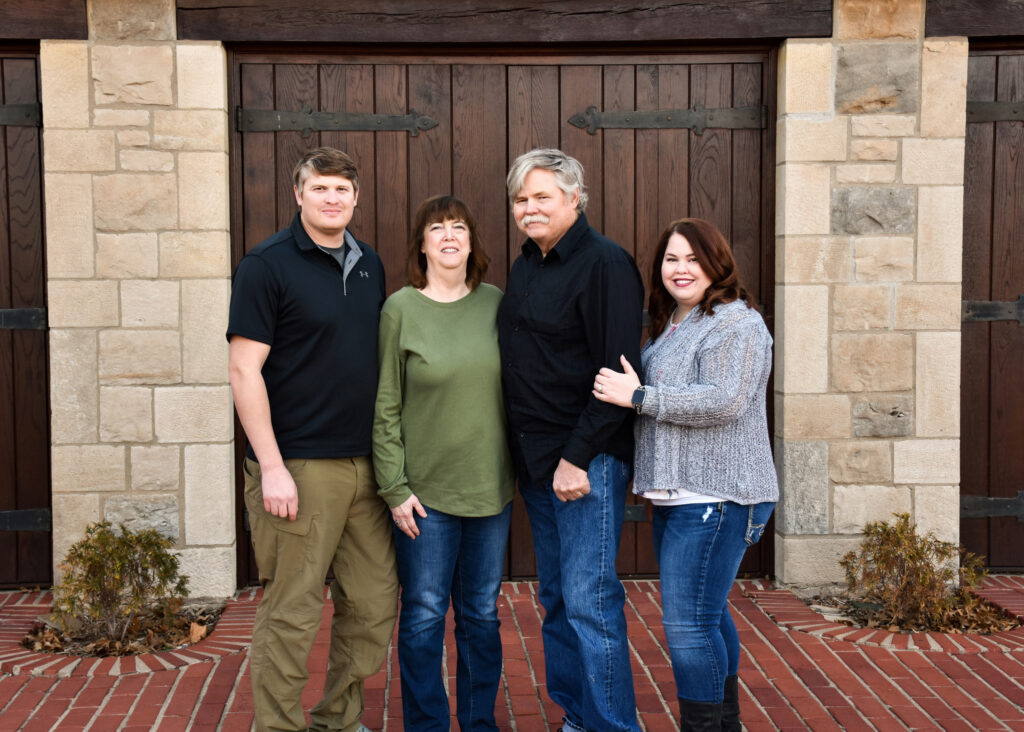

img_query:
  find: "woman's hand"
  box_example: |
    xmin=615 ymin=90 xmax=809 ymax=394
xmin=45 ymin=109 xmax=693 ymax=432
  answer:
xmin=593 ymin=354 xmax=641 ymax=409
xmin=391 ymin=494 xmax=428 ymax=539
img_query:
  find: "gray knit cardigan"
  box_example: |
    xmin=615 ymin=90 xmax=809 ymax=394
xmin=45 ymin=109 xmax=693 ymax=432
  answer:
xmin=634 ymin=298 xmax=779 ymax=505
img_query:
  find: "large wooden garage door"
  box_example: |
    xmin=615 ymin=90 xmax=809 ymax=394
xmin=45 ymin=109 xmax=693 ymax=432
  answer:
xmin=962 ymin=47 xmax=1024 ymax=571
xmin=0 ymin=49 xmax=50 ymax=588
xmin=230 ymin=49 xmax=775 ymax=583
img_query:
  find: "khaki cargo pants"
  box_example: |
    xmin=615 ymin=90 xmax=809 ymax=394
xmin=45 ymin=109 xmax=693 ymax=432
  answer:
xmin=244 ymin=456 xmax=398 ymax=732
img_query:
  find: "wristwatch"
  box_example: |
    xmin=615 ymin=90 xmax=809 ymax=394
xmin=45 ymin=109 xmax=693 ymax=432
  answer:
xmin=631 ymin=385 xmax=646 ymax=414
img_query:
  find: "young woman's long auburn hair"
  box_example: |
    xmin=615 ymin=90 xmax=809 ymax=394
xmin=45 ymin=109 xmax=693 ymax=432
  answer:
xmin=647 ymin=218 xmax=754 ymax=337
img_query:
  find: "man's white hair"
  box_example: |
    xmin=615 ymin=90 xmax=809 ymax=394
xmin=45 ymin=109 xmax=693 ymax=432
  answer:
xmin=506 ymin=148 xmax=588 ymax=214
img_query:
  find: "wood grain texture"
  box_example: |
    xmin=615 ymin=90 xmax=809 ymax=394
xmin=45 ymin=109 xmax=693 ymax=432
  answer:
xmin=179 ymin=0 xmax=831 ymax=43
xmin=927 ymin=0 xmax=1024 ymax=38
xmin=0 ymin=0 xmax=86 ymax=40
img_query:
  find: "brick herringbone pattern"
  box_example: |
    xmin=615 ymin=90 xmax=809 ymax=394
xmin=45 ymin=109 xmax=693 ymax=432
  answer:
xmin=1 ymin=577 xmax=1022 ymax=730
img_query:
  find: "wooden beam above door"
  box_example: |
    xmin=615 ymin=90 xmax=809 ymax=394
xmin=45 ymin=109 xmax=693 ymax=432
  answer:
xmin=179 ymin=0 xmax=831 ymax=43
xmin=0 ymin=0 xmax=87 ymax=40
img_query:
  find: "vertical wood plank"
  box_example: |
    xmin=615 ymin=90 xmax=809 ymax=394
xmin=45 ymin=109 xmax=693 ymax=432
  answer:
xmin=688 ymin=63 xmax=732 ymax=234
xmin=274 ymin=63 xmax=319 ymax=230
xmin=960 ymin=53 xmax=996 ymax=563
xmin=0 ymin=58 xmax=17 ymax=584
xmin=239 ymin=63 xmax=277 ymax=253
xmin=634 ymin=64 xmax=661 ymax=296
xmin=559 ymin=65 xmax=604 ymax=231
xmin=730 ymin=62 xmax=762 ymax=307
xmin=602 ymin=65 xmax=636 ymax=251
xmin=452 ymin=64 xmax=509 ymax=289
xmin=657 ymin=64 xmax=690 ymax=228
xmin=375 ymin=64 xmax=409 ymax=288
xmin=408 ymin=64 xmax=452 ymax=214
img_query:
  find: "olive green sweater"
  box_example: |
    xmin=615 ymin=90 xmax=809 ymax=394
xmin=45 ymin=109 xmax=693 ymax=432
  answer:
xmin=372 ymin=284 xmax=514 ymax=516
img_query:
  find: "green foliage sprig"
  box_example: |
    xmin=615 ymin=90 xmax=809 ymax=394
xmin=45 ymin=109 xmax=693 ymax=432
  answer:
xmin=839 ymin=512 xmax=987 ymax=631
xmin=53 ymin=521 xmax=188 ymax=643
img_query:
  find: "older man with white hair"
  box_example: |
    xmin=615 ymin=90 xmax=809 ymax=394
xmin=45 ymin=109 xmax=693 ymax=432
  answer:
xmin=497 ymin=148 xmax=644 ymax=732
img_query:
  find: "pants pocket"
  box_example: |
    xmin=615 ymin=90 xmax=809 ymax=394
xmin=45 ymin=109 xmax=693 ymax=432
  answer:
xmin=243 ymin=457 xmax=314 ymax=581
xmin=744 ymin=502 xmax=775 ymax=546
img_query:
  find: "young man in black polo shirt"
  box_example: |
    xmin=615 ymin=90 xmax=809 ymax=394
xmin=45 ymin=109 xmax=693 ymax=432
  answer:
xmin=227 ymin=147 xmax=397 ymax=732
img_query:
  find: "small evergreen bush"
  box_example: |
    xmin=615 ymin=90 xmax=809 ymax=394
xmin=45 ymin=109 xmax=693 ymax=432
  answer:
xmin=839 ymin=512 xmax=987 ymax=631
xmin=53 ymin=521 xmax=188 ymax=644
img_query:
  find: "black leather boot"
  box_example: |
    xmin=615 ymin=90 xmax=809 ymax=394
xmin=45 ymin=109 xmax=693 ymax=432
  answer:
xmin=678 ymin=697 xmax=723 ymax=732
xmin=722 ymin=675 xmax=742 ymax=731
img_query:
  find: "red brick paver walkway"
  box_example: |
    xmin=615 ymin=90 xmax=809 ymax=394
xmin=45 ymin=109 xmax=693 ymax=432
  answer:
xmin=1 ymin=576 xmax=1022 ymax=731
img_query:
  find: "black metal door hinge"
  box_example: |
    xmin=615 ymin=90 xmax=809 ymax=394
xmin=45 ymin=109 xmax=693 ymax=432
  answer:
xmin=237 ymin=105 xmax=438 ymax=138
xmin=961 ymin=492 xmax=1024 ymax=522
xmin=967 ymin=100 xmax=1024 ymax=124
xmin=0 ymin=508 xmax=52 ymax=532
xmin=0 ymin=103 xmax=42 ymax=127
xmin=962 ymin=294 xmax=1024 ymax=326
xmin=569 ymin=102 xmax=767 ymax=136
xmin=0 ymin=307 xmax=47 ymax=330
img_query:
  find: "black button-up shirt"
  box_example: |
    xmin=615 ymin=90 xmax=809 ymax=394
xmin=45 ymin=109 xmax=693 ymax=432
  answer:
xmin=498 ymin=213 xmax=645 ymax=483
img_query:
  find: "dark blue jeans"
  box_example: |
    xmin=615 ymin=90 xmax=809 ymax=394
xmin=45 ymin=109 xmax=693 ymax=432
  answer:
xmin=519 ymin=454 xmax=640 ymax=732
xmin=393 ymin=503 xmax=511 ymax=731
xmin=652 ymin=500 xmax=775 ymax=704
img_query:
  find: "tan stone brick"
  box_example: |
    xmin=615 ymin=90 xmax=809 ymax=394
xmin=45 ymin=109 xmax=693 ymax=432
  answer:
xmin=833 ymin=484 xmax=911 ymax=533
xmin=94 ymin=173 xmax=177 ymax=231
xmin=829 ymin=440 xmax=892 ymax=483
xmin=912 ymin=485 xmax=959 ymax=544
xmin=851 ymin=115 xmax=916 ymax=137
xmin=916 ymin=331 xmax=959 ymax=438
xmin=179 ymin=152 xmax=229 ymax=229
xmin=154 ymin=386 xmax=233 ymax=442
xmin=835 ymin=164 xmax=897 ymax=184
xmin=121 ymin=280 xmax=179 ymax=328
xmin=153 ymin=110 xmax=227 ymax=151
xmin=177 ymin=44 xmax=228 ymax=110
xmin=131 ymin=445 xmax=180 ymax=491
xmin=120 ymin=150 xmax=175 ymax=172
xmin=775 ymin=535 xmax=862 ymax=586
xmin=778 ymin=236 xmax=852 ymax=284
xmin=185 ymin=444 xmax=234 ymax=544
xmin=779 ymin=117 xmax=848 ymax=163
xmin=778 ymin=164 xmax=831 ymax=236
xmin=921 ymin=40 xmax=968 ymax=139
xmin=917 ymin=186 xmax=963 ymax=282
xmin=779 ymin=41 xmax=833 ymax=115
xmin=49 ymin=329 xmax=98 ymax=443
xmin=832 ymin=333 xmax=913 ymax=391
xmin=851 ymin=138 xmax=898 ymax=161
xmin=836 ymin=0 xmax=921 ymax=40
xmin=895 ymin=284 xmax=961 ymax=330
xmin=89 ymin=0 xmax=175 ymax=41
xmin=96 ymin=233 xmax=158 ymax=278
xmin=832 ymin=284 xmax=891 ymax=331
xmin=854 ymin=236 xmax=914 ymax=282
xmin=92 ymin=45 xmax=173 ymax=106
xmin=776 ymin=285 xmax=829 ymax=393
xmin=92 ymin=109 xmax=151 ymax=127
xmin=182 ymin=280 xmax=229 ymax=383
xmin=901 ymin=139 xmax=965 ymax=185
xmin=99 ymin=330 xmax=181 ymax=384
xmin=780 ymin=394 xmax=851 ymax=439
xmin=51 ymin=493 xmax=101 ymax=578
xmin=48 ymin=281 xmax=119 ymax=328
xmin=44 ymin=129 xmax=116 ymax=172
xmin=159 ymin=231 xmax=230 ymax=277
xmin=52 ymin=445 xmax=126 ymax=492
xmin=176 ymin=547 xmax=236 ymax=598
xmin=45 ymin=173 xmax=94 ymax=278
xmin=100 ymin=386 xmax=153 ymax=442
xmin=118 ymin=129 xmax=151 ymax=147
xmin=40 ymin=42 xmax=89 ymax=129
xmin=893 ymin=439 xmax=959 ymax=483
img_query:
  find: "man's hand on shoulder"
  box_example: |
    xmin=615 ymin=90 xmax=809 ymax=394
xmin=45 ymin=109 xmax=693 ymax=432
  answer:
xmin=261 ymin=464 xmax=299 ymax=520
xmin=553 ymin=458 xmax=590 ymax=503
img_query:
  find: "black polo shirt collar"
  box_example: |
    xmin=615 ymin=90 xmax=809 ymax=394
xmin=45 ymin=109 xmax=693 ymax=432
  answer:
xmin=520 ymin=212 xmax=590 ymax=263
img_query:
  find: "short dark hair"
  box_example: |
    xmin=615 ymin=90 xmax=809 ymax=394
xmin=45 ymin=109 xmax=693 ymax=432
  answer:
xmin=647 ymin=218 xmax=753 ymax=336
xmin=293 ymin=147 xmax=359 ymax=191
xmin=407 ymin=195 xmax=489 ymax=290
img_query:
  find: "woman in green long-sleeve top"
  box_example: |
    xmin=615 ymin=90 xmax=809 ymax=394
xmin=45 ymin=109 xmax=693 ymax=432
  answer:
xmin=372 ymin=194 xmax=514 ymax=731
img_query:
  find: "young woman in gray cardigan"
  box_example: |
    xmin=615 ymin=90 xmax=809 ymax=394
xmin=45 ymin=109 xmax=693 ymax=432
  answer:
xmin=593 ymin=218 xmax=778 ymax=732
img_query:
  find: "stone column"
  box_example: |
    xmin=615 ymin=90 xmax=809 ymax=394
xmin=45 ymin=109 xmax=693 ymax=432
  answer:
xmin=41 ymin=0 xmax=235 ymax=597
xmin=774 ymin=0 xmax=966 ymax=587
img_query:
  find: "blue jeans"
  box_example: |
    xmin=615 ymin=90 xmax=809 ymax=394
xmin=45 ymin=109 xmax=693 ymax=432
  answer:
xmin=519 ymin=454 xmax=640 ymax=732
xmin=652 ymin=500 xmax=775 ymax=704
xmin=394 ymin=503 xmax=511 ymax=731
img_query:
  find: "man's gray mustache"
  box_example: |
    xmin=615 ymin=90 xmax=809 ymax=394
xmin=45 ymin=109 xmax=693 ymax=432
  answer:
xmin=520 ymin=215 xmax=550 ymax=225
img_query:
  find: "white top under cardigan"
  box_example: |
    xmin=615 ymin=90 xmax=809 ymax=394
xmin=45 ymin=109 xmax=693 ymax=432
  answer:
xmin=633 ymin=298 xmax=779 ymax=506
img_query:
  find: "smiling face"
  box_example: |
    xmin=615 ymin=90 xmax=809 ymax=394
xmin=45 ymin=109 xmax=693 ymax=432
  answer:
xmin=661 ymin=232 xmax=712 ymax=319
xmin=293 ymin=172 xmax=358 ymax=246
xmin=512 ymin=168 xmax=580 ymax=254
xmin=421 ymin=217 xmax=471 ymax=278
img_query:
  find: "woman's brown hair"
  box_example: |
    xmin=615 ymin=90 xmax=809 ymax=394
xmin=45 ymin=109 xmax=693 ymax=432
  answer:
xmin=407 ymin=195 xmax=489 ymax=290
xmin=647 ymin=218 xmax=753 ymax=336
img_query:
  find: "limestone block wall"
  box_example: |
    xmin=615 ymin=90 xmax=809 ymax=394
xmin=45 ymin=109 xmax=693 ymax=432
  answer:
xmin=774 ymin=0 xmax=966 ymax=586
xmin=41 ymin=0 xmax=235 ymax=597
